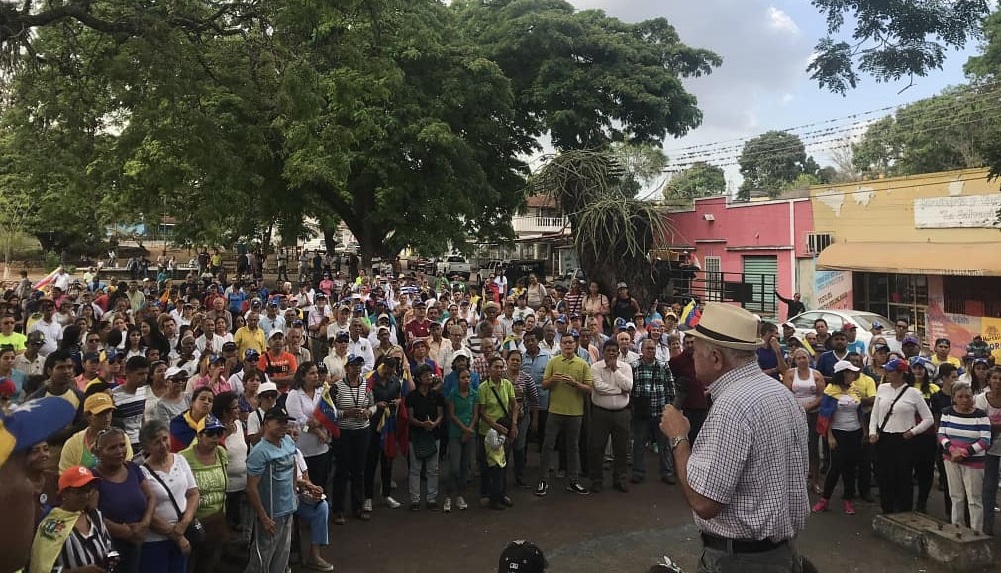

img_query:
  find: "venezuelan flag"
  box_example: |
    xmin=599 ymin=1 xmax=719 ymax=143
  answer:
xmin=681 ymin=300 xmax=701 ymax=328
xmin=815 ymin=393 xmax=838 ymax=436
xmin=314 ymin=385 xmax=340 ymax=438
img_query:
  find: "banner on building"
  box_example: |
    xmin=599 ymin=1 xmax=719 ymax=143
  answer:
xmin=926 ymin=301 xmax=1001 ymax=360
xmin=814 ymin=269 xmax=852 ymax=310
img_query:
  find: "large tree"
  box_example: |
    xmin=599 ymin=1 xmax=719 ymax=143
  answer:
xmin=451 ymin=0 xmax=721 ymax=150
xmin=808 ymin=1 xmax=991 ymax=94
xmin=737 ymin=131 xmax=820 ymax=200
xmin=663 ymin=162 xmax=726 ymax=201
xmin=851 ymin=86 xmax=995 ymax=178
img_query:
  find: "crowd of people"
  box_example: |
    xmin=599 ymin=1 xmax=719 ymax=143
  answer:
xmin=0 ymin=253 xmax=996 ymax=573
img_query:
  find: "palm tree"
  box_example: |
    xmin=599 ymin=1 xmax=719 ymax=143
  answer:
xmin=531 ymin=149 xmax=672 ymax=308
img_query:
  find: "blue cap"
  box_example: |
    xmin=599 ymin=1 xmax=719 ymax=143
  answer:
xmin=614 ymin=317 xmax=628 ymax=328
xmin=200 ymin=415 xmax=225 ymax=433
xmin=871 ymin=321 xmax=884 ymax=330
xmin=909 ymin=356 xmax=934 ymax=372
xmin=0 ymin=396 xmax=76 ymax=464
xmin=555 ymin=314 xmax=567 ymax=324
xmin=347 ymin=353 xmax=365 ymax=365
xmin=244 ymin=349 xmax=260 ymax=361
xmin=885 ymin=357 xmax=909 ymax=373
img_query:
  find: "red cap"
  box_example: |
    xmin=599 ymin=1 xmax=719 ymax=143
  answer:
xmin=58 ymin=465 xmax=99 ymax=492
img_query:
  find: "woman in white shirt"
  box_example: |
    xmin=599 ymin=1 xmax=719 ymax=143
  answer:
xmin=211 ymin=391 xmax=252 ymax=546
xmin=812 ymin=360 xmax=864 ymax=516
xmin=783 ymin=348 xmax=825 ymax=493
xmin=868 ymin=357 xmax=933 ymax=515
xmin=286 ymin=362 xmax=332 ymax=495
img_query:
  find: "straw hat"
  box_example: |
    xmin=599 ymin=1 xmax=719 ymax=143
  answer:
xmin=683 ymin=303 xmax=762 ymax=350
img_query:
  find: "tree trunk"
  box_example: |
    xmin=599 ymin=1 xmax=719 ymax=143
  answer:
xmin=322 ymin=228 xmax=338 ymax=254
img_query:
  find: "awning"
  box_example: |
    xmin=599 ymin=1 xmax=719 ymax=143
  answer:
xmin=817 ymin=242 xmax=1001 ymax=276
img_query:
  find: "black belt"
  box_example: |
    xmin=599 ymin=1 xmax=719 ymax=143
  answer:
xmin=593 ymin=404 xmax=629 ymax=413
xmin=700 ymin=532 xmax=786 ymax=554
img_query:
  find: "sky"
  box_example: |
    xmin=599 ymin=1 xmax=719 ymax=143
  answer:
xmin=565 ymin=0 xmax=979 ymax=191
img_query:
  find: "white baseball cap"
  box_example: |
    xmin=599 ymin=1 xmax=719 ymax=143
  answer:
xmin=833 ymin=360 xmax=860 ymax=374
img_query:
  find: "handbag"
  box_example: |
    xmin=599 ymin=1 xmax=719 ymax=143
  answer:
xmin=489 ymin=383 xmax=513 ymax=431
xmin=144 ymin=463 xmax=205 ymax=547
xmin=412 ymin=430 xmax=437 ymax=460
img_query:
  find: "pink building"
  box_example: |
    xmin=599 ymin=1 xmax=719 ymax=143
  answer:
xmin=662 ymin=196 xmax=815 ymax=320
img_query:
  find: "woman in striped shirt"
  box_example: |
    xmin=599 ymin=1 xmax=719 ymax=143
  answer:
xmin=938 ymin=381 xmax=992 ymax=532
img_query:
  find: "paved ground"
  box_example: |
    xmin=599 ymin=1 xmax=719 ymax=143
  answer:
xmin=309 ymin=450 xmax=1001 ymax=573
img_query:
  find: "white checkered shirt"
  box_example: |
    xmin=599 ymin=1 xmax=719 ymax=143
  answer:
xmin=687 ymin=361 xmax=809 ymax=542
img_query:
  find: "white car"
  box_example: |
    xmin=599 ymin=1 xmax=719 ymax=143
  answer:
xmin=788 ymin=309 xmax=892 ymax=348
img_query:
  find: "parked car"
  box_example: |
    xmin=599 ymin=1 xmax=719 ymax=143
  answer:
xmin=445 ymin=255 xmax=471 ymax=280
xmin=788 ymin=309 xmax=891 ymax=348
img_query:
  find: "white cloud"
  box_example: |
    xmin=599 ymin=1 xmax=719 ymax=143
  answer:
xmin=767 ymin=6 xmax=800 ymax=35
xmin=781 ymin=93 xmax=795 ymax=104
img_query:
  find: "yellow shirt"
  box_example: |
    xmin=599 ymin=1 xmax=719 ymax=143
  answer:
xmin=543 ymin=354 xmax=592 ymax=416
xmin=234 ymin=326 xmax=266 ymax=357
xmin=59 ymin=428 xmax=134 ymax=472
xmin=932 ymin=355 xmax=961 ymax=368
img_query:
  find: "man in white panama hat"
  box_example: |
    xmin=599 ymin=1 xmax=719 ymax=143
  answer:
xmin=659 ymin=303 xmax=811 ymax=573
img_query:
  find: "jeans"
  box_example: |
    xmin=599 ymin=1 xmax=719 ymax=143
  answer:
xmin=513 ymin=410 xmax=531 ymax=482
xmin=331 ymin=428 xmax=370 ymax=515
xmin=588 ymin=405 xmax=630 ymax=487
xmin=944 ymin=460 xmax=985 ymax=532
xmin=982 ymin=453 xmax=1000 ymax=535
xmin=631 ymin=416 xmax=673 ymax=479
xmin=540 ymin=413 xmax=583 ymax=482
xmin=487 ymin=459 xmax=507 ymax=504
xmin=876 ymin=432 xmax=914 ymax=513
xmin=822 ymin=428 xmax=862 ymax=500
xmin=111 ymin=537 xmax=142 ymax=573
xmin=140 ymin=539 xmax=187 ymax=573
xmin=247 ymin=513 xmax=293 ymax=573
xmin=912 ymin=432 xmax=937 ymax=511
xmin=447 ymin=435 xmax=475 ymax=494
xmin=409 ymin=442 xmax=440 ymax=504
xmin=296 ymin=499 xmax=330 ymax=546
xmin=364 ymin=426 xmax=394 ymax=499
xmin=225 ymin=490 xmax=255 ymax=546
xmin=698 ymin=541 xmax=804 ymax=573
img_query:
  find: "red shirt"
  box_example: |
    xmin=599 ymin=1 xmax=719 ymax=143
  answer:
xmin=404 ymin=319 xmax=431 ymax=343
xmin=669 ymin=351 xmax=709 ymax=410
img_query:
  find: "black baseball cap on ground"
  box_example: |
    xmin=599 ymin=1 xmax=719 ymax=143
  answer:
xmin=499 ymin=540 xmax=547 ymax=573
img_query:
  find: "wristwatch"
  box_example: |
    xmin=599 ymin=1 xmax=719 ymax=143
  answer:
xmin=669 ymin=435 xmax=689 ymax=450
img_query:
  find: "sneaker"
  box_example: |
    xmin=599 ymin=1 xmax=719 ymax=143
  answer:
xmin=502 ymin=496 xmax=514 ymax=507
xmin=535 ymin=481 xmax=549 ymax=497
xmin=443 ymin=497 xmax=452 ymax=513
xmin=843 ymin=500 xmax=856 ymax=515
xmin=384 ymin=496 xmax=401 ymax=509
xmin=566 ymin=482 xmax=590 ymax=495
xmin=362 ymin=499 xmax=373 ymax=512
xmin=456 ymin=496 xmax=468 ymax=510
xmin=811 ymin=498 xmax=829 ymax=513
xmin=409 ymin=502 xmax=420 ymax=512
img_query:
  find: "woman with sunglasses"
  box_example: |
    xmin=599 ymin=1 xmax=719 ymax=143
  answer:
xmin=30 ymin=465 xmax=115 ymax=573
xmin=179 ymin=415 xmax=230 ymax=571
xmin=93 ymin=427 xmax=154 ymax=573
xmin=139 ymin=419 xmax=199 ymax=573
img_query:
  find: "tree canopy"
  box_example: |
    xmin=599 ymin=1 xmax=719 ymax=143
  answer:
xmin=663 ymin=162 xmax=726 ymax=201
xmin=737 ymin=131 xmax=822 ymax=200
xmin=0 ymin=0 xmax=719 ymax=264
xmin=808 ymin=0 xmax=991 ymax=94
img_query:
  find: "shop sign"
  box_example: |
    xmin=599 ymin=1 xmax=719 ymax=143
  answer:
xmin=814 ymin=269 xmax=852 ymax=310
xmin=914 ymin=194 xmax=1001 ymax=229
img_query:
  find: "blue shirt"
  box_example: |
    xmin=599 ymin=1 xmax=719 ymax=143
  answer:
xmin=521 ymin=350 xmax=551 ymax=410
xmin=815 ymin=350 xmax=848 ymax=379
xmin=247 ymin=435 xmax=298 ymax=518
xmin=756 ymin=348 xmax=784 ymax=380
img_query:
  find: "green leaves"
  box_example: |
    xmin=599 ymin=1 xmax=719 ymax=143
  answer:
xmin=737 ymin=131 xmax=819 ymax=200
xmin=809 ymin=0 xmax=991 ymax=94
xmin=663 ymin=162 xmax=726 ymax=201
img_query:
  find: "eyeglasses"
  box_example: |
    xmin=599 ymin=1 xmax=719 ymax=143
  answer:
xmin=202 ymin=429 xmax=225 ymax=438
xmin=28 ymin=341 xmax=43 ymax=346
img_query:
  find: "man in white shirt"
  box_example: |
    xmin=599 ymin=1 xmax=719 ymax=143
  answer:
xmin=616 ymin=332 xmax=640 ymax=364
xmin=259 ymin=301 xmax=286 ymax=339
xmin=513 ymin=295 xmax=535 ymax=322
xmin=588 ymin=339 xmax=633 ymax=493
xmin=347 ymin=318 xmax=375 ymax=374
xmin=438 ymin=324 xmax=468 ymax=377
xmin=27 ymin=298 xmax=61 ymax=356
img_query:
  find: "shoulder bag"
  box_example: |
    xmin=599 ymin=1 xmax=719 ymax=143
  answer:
xmin=877 ymin=385 xmax=910 ymax=435
xmin=144 ymin=462 xmax=205 ymax=547
xmin=489 ymin=383 xmax=513 ymax=432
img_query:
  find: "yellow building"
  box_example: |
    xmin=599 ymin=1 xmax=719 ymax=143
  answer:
xmin=811 ymin=168 xmax=1001 ymax=357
